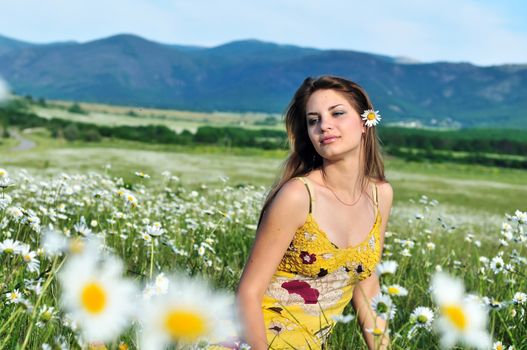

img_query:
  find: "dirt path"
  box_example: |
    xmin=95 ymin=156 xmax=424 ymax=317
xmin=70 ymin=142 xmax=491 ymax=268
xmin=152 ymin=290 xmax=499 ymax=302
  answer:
xmin=9 ymin=129 xmax=36 ymax=151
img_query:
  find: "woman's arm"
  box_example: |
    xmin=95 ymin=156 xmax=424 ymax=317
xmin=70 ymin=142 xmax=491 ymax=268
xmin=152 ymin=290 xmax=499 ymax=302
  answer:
xmin=236 ymin=179 xmax=310 ymax=350
xmin=352 ymin=181 xmax=393 ymax=349
xmin=352 ymin=275 xmax=390 ymax=349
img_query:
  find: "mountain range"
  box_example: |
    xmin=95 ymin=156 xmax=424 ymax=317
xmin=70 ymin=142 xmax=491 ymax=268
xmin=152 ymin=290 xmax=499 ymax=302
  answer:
xmin=0 ymin=33 xmax=526 ymax=128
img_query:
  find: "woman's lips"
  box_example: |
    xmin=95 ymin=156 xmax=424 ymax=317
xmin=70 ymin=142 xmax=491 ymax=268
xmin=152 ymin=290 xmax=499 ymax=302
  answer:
xmin=321 ymin=136 xmax=339 ymax=145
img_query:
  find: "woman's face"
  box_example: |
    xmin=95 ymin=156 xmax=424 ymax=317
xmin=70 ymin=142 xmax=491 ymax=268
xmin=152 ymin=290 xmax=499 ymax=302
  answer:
xmin=305 ymin=89 xmax=365 ymax=162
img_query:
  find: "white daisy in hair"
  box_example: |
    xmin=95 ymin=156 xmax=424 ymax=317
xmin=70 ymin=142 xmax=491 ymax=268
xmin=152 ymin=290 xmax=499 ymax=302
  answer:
xmin=431 ymin=271 xmax=491 ymax=350
xmin=58 ymin=247 xmax=137 ymax=343
xmin=361 ymin=109 xmax=382 ymax=127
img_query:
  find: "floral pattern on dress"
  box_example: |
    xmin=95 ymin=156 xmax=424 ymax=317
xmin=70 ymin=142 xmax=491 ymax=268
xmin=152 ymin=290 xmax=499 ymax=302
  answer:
xmin=265 ymin=267 xmax=350 ymax=316
xmin=299 ymin=251 xmax=316 ymax=264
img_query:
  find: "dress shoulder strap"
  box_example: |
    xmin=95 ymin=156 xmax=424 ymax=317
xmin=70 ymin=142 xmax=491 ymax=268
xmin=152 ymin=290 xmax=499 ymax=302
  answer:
xmin=371 ymin=182 xmax=379 ymax=210
xmin=294 ymin=177 xmax=314 ymax=214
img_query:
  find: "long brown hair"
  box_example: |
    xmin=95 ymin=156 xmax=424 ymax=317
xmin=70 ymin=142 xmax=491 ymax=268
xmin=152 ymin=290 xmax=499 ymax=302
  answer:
xmin=257 ymin=75 xmax=386 ymax=226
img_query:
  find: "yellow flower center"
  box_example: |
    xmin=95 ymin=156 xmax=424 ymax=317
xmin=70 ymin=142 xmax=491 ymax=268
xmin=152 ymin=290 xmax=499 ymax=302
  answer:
xmin=442 ymin=304 xmax=467 ymax=330
xmin=367 ymin=112 xmax=376 ymax=120
xmin=416 ymin=315 xmax=429 ymax=324
xmin=496 ymin=344 xmax=503 ymax=350
xmin=387 ymin=286 xmax=399 ymax=295
xmin=372 ymin=327 xmax=383 ymax=336
xmin=69 ymin=238 xmax=85 ymax=254
xmin=4 ymin=247 xmax=14 ymax=254
xmin=81 ymin=282 xmax=107 ymax=314
xmin=164 ymin=309 xmax=207 ymax=342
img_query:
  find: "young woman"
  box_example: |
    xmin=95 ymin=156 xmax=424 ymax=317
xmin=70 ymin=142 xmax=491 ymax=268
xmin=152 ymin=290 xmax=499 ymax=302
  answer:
xmin=236 ymin=76 xmax=393 ymax=350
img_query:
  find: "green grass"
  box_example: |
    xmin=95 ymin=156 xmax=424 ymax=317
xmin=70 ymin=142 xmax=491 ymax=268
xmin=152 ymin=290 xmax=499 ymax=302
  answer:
xmin=2 ymin=129 xmax=526 ymax=220
xmin=0 ymin=159 xmax=525 ymax=349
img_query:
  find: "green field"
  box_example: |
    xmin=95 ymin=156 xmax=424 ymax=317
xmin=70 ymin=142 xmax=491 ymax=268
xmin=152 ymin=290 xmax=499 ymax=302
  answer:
xmin=1 ymin=110 xmax=527 ymax=349
xmin=30 ymin=99 xmax=283 ymax=133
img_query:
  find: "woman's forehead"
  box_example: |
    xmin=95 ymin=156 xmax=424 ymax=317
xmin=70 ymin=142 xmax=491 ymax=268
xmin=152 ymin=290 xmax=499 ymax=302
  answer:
xmin=306 ymin=90 xmax=351 ymax=111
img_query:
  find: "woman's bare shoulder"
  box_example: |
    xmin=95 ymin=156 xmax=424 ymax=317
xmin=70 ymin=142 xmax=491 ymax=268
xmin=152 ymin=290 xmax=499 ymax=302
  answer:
xmin=368 ymin=178 xmax=393 ymax=204
xmin=263 ymin=177 xmax=311 ymax=228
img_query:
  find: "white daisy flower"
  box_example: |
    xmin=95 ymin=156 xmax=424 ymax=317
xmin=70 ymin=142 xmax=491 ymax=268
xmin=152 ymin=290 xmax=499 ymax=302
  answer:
xmin=365 ymin=326 xmax=389 ymax=337
xmin=0 ymin=193 xmax=12 ymax=210
xmin=41 ymin=228 xmax=69 ymax=256
xmin=371 ymin=293 xmax=396 ymax=320
xmin=375 ymin=260 xmax=398 ymax=276
xmin=493 ymin=341 xmax=505 ymax=350
xmin=512 ymin=292 xmax=526 ymax=305
xmin=38 ymin=305 xmax=57 ymax=324
xmin=479 ymin=256 xmax=489 ymax=265
xmin=410 ymin=306 xmax=434 ymax=329
xmin=400 ymin=248 xmax=412 ymax=257
xmin=513 ymin=210 xmax=527 ymax=224
xmin=501 ymin=222 xmax=512 ymax=233
xmin=382 ymin=284 xmax=408 ymax=297
xmin=5 ymin=289 xmax=24 ymax=304
xmin=141 ymin=232 xmax=153 ymax=243
xmin=332 ymin=313 xmax=355 ymax=323
xmin=139 ymin=273 xmax=237 ymax=349
xmin=74 ymin=216 xmax=93 ymax=236
xmin=124 ymin=193 xmax=138 ymax=208
xmin=426 ymin=242 xmax=436 ymax=250
xmin=19 ymin=244 xmax=40 ymax=273
xmin=490 ymin=256 xmax=505 ymax=274
xmin=0 ymin=238 xmax=22 ymax=254
xmin=135 ymin=171 xmax=150 ymax=179
xmin=146 ymin=222 xmax=164 ymax=237
xmin=58 ymin=251 xmax=137 ymax=342
xmin=431 ymin=272 xmax=491 ymax=350
xmin=144 ymin=273 xmax=171 ymax=301
xmin=361 ymin=109 xmax=382 ymax=127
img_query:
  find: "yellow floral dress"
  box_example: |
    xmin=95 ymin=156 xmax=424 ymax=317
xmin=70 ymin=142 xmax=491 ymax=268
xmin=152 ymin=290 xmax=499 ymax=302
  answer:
xmin=261 ymin=177 xmax=382 ymax=350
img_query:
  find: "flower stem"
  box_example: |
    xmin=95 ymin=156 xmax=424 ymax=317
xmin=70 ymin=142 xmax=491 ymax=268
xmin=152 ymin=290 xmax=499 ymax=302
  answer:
xmin=149 ymin=238 xmax=155 ymax=279
xmin=20 ymin=256 xmax=63 ymax=350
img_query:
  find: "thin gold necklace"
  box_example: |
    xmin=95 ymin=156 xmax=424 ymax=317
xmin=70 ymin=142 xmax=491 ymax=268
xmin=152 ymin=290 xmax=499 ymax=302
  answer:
xmin=321 ymin=172 xmax=362 ymax=206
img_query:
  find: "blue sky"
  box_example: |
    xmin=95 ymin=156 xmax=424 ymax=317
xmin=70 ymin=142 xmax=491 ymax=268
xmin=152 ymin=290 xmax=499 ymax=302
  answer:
xmin=0 ymin=0 xmax=526 ymax=66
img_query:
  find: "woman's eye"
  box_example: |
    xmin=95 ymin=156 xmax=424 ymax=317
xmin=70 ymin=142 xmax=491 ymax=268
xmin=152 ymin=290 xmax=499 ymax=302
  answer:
xmin=333 ymin=111 xmax=345 ymax=117
xmin=307 ymin=118 xmax=318 ymax=126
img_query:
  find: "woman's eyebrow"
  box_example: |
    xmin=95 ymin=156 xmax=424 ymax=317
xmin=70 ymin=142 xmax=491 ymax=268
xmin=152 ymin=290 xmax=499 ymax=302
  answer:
xmin=306 ymin=104 xmax=344 ymax=116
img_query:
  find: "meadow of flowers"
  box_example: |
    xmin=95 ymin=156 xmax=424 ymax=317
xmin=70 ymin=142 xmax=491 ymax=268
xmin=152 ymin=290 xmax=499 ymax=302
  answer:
xmin=0 ymin=166 xmax=525 ymax=350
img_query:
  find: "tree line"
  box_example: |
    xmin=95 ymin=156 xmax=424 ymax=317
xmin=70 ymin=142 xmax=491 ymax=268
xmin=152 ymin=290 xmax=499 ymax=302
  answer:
xmin=1 ymin=101 xmax=526 ymax=169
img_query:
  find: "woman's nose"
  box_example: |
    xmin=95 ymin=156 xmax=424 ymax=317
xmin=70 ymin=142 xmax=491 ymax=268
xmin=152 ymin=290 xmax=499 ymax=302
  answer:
xmin=319 ymin=116 xmax=333 ymax=131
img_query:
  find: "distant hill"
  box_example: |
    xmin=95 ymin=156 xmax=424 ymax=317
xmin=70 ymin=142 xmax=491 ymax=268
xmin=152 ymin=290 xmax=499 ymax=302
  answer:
xmin=0 ymin=33 xmax=526 ymax=128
